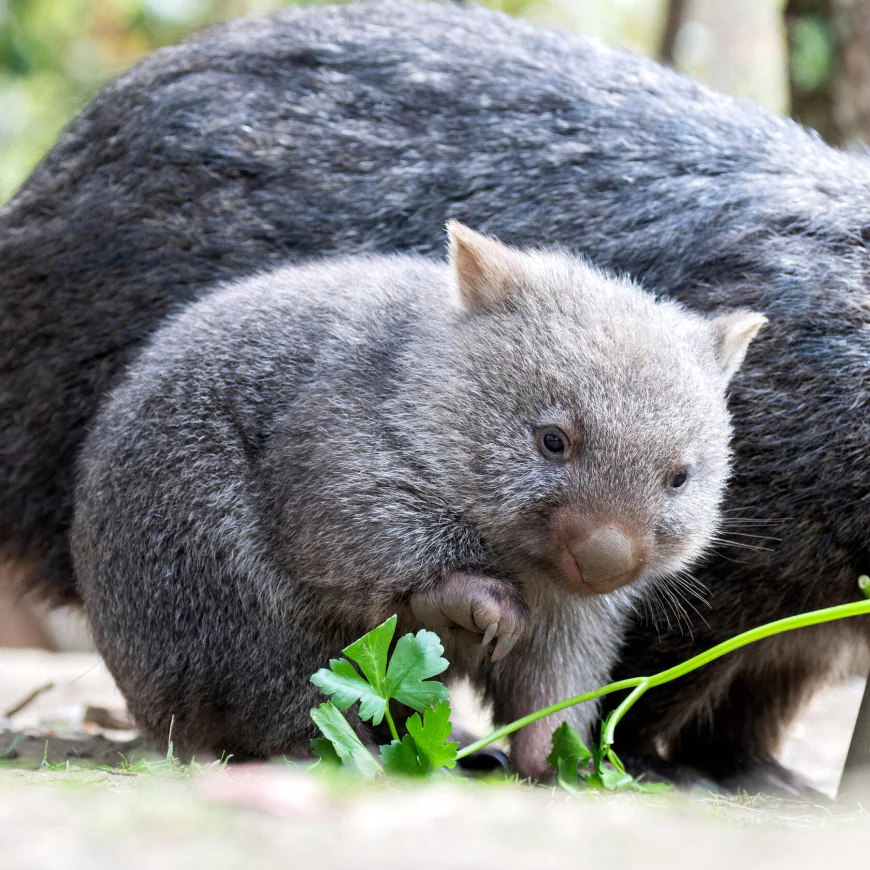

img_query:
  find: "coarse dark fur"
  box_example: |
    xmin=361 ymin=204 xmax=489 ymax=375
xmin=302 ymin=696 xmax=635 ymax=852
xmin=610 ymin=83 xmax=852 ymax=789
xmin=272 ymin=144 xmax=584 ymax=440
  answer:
xmin=71 ymin=235 xmax=751 ymax=774
xmin=2 ymin=1 xmax=868 ymax=788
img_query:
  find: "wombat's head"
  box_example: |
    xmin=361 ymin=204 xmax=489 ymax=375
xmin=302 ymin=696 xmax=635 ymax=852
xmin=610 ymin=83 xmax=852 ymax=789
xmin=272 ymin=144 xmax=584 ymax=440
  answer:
xmin=432 ymin=222 xmax=766 ymax=599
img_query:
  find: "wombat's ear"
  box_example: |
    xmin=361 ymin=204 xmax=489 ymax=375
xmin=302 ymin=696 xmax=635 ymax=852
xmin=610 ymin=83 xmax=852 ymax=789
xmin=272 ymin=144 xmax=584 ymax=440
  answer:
xmin=709 ymin=310 xmax=768 ymax=383
xmin=446 ymin=220 xmax=525 ymax=315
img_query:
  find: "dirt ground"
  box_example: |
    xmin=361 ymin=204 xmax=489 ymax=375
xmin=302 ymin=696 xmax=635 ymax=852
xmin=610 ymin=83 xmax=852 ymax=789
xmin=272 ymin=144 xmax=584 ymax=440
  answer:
xmin=0 ymin=648 xmax=868 ymax=868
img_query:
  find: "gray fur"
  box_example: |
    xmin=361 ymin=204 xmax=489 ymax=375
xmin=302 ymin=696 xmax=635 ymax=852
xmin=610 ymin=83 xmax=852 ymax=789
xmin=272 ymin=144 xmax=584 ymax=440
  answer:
xmin=72 ymin=241 xmax=742 ymax=774
xmin=2 ymin=1 xmax=868 ymax=787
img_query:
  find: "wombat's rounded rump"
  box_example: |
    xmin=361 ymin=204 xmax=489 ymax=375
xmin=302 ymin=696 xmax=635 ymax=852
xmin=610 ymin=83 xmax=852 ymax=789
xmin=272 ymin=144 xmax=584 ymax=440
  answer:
xmin=3 ymin=1 xmax=868 ymax=788
xmin=72 ymin=226 xmax=760 ymax=775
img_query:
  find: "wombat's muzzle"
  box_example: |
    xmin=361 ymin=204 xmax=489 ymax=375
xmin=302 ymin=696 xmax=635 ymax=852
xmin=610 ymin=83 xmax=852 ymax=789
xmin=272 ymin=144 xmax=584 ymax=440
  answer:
xmin=558 ymin=522 xmax=647 ymax=594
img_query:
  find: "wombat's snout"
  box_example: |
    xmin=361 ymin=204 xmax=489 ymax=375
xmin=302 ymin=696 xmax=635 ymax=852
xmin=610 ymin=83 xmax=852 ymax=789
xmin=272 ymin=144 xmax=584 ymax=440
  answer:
xmin=575 ymin=526 xmax=632 ymax=583
xmin=559 ymin=522 xmax=647 ymax=594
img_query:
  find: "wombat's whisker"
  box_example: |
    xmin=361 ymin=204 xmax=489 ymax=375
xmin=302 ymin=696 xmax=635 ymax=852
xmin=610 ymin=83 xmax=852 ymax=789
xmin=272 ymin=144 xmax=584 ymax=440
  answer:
xmin=668 ymin=571 xmax=710 ymax=605
xmin=710 ymin=537 xmax=776 ymax=553
xmin=652 ymin=569 xmax=710 ymax=634
xmin=711 ymin=551 xmax=753 ymax=566
xmin=667 ymin=594 xmax=705 ymax=636
xmin=718 ymin=519 xmax=786 ymax=530
xmin=718 ymin=521 xmax=789 ymax=531
xmin=719 ymin=516 xmax=788 ymax=522
xmin=638 ymin=586 xmax=670 ymax=636
xmin=655 ymin=583 xmax=694 ymax=635
xmin=715 ymin=531 xmax=782 ymax=543
xmin=667 ymin=577 xmax=711 ymax=627
xmin=642 ymin=573 xmax=699 ymax=635
xmin=719 ymin=511 xmax=792 ymax=523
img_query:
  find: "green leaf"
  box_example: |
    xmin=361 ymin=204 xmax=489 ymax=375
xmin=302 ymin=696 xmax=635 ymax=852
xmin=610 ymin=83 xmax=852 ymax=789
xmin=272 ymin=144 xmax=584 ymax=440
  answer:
xmin=310 ymin=616 xmax=448 ymax=725
xmin=309 ymin=616 xmax=450 ymax=777
xmin=309 ymin=703 xmax=381 ymax=778
xmin=546 ymin=722 xmax=594 ymax=784
xmin=598 ymin=766 xmax=636 ymax=790
xmin=586 ymin=767 xmax=672 ymax=792
xmin=380 ymin=735 xmax=426 ymax=776
xmin=859 ymin=575 xmax=870 ymax=599
xmin=343 ymin=614 xmax=397 ymax=690
xmin=310 ymin=616 xmax=400 ymax=726
xmin=310 ymin=737 xmax=342 ymax=767
xmin=546 ymin=724 xmax=666 ymax=793
xmin=380 ymin=701 xmax=458 ymax=777
xmin=311 ymin=657 xmax=387 ymax=725
xmin=406 ymin=701 xmax=458 ymax=770
xmin=385 ymin=629 xmax=450 ymax=711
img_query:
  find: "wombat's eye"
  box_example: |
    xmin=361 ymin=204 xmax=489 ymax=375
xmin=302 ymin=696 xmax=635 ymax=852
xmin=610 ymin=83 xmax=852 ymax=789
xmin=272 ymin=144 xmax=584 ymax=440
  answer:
xmin=669 ymin=468 xmax=691 ymax=490
xmin=535 ymin=426 xmax=570 ymax=461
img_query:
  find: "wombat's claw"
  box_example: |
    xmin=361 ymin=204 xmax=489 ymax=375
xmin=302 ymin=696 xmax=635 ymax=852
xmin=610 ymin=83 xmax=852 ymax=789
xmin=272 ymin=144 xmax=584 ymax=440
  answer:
xmin=481 ymin=622 xmax=499 ymax=648
xmin=491 ymin=632 xmax=519 ymax=662
xmin=478 ymin=619 xmax=519 ymax=661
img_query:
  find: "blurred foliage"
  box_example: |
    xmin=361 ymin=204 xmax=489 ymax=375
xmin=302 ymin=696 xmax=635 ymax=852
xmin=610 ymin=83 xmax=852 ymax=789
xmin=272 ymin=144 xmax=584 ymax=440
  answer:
xmin=788 ymin=13 xmax=833 ymax=91
xmin=0 ymin=0 xmax=786 ymax=204
xmin=0 ymin=0 xmax=298 ymax=200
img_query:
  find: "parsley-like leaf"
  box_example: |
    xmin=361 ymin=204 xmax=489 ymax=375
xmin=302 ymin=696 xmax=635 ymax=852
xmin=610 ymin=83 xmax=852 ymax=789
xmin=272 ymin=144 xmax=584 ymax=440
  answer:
xmin=310 ymin=616 xmax=449 ymax=726
xmin=546 ymin=722 xmax=670 ymax=793
xmin=310 ymin=616 xmax=452 ymax=774
xmin=546 ymin=722 xmax=594 ymax=785
xmin=309 ymin=703 xmax=381 ymax=778
xmin=311 ymin=656 xmax=388 ymax=725
xmin=597 ymin=767 xmax=636 ymax=790
xmin=385 ymin=628 xmax=449 ymax=711
xmin=406 ymin=700 xmax=458 ymax=770
xmin=310 ymin=737 xmax=342 ymax=767
xmin=380 ymin=700 xmax=458 ymax=776
xmin=380 ymin=735 xmax=425 ymax=776
xmin=342 ymin=615 xmax=396 ymax=690
xmin=310 ymin=615 xmax=399 ymax=725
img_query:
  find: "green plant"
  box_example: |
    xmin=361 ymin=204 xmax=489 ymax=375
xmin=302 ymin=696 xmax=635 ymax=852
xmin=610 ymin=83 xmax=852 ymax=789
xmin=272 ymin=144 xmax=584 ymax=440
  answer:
xmin=309 ymin=615 xmax=457 ymax=777
xmin=310 ymin=579 xmax=870 ymax=787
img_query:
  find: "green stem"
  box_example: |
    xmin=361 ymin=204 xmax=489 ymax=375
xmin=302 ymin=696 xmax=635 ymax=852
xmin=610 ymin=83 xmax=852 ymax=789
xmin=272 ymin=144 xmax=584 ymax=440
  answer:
xmin=602 ymin=681 xmax=649 ymax=748
xmin=455 ymin=599 xmax=870 ymax=762
xmin=643 ymin=600 xmax=870 ymax=690
xmin=383 ymin=702 xmax=400 ymax=743
xmin=454 ymin=678 xmax=643 ymax=760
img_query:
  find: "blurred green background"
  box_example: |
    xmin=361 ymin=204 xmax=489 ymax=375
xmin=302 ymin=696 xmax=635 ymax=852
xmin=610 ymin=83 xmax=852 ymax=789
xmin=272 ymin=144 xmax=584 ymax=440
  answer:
xmin=0 ymin=0 xmax=789 ymax=205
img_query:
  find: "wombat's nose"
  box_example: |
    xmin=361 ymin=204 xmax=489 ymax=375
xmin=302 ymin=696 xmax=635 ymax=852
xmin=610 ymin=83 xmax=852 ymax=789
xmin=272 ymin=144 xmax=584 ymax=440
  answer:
xmin=572 ymin=526 xmax=633 ymax=587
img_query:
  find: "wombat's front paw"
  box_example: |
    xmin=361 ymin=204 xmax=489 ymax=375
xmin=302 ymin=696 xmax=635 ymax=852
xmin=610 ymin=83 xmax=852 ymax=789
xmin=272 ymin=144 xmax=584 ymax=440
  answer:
xmin=410 ymin=572 xmax=527 ymax=662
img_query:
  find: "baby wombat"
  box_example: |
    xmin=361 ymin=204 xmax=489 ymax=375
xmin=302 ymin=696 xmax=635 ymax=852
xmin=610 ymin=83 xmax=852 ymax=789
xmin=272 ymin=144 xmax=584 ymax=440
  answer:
xmin=72 ymin=223 xmax=764 ymax=776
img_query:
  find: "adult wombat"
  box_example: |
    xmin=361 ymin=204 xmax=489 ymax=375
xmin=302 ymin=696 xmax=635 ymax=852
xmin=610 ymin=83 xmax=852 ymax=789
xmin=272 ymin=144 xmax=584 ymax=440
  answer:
xmin=71 ymin=223 xmax=762 ymax=776
xmin=2 ymin=2 xmax=867 ymax=789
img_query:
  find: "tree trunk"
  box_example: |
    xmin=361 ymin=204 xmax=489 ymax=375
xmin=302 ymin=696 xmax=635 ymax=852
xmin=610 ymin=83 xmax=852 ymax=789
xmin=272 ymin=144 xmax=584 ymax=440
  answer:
xmin=786 ymin=0 xmax=870 ymax=148
xmin=659 ymin=0 xmax=690 ymax=67
xmin=832 ymin=0 xmax=870 ymax=147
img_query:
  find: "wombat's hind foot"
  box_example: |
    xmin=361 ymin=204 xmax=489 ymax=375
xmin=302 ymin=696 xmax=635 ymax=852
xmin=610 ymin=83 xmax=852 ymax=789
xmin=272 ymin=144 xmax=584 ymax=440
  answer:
xmin=410 ymin=572 xmax=527 ymax=661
